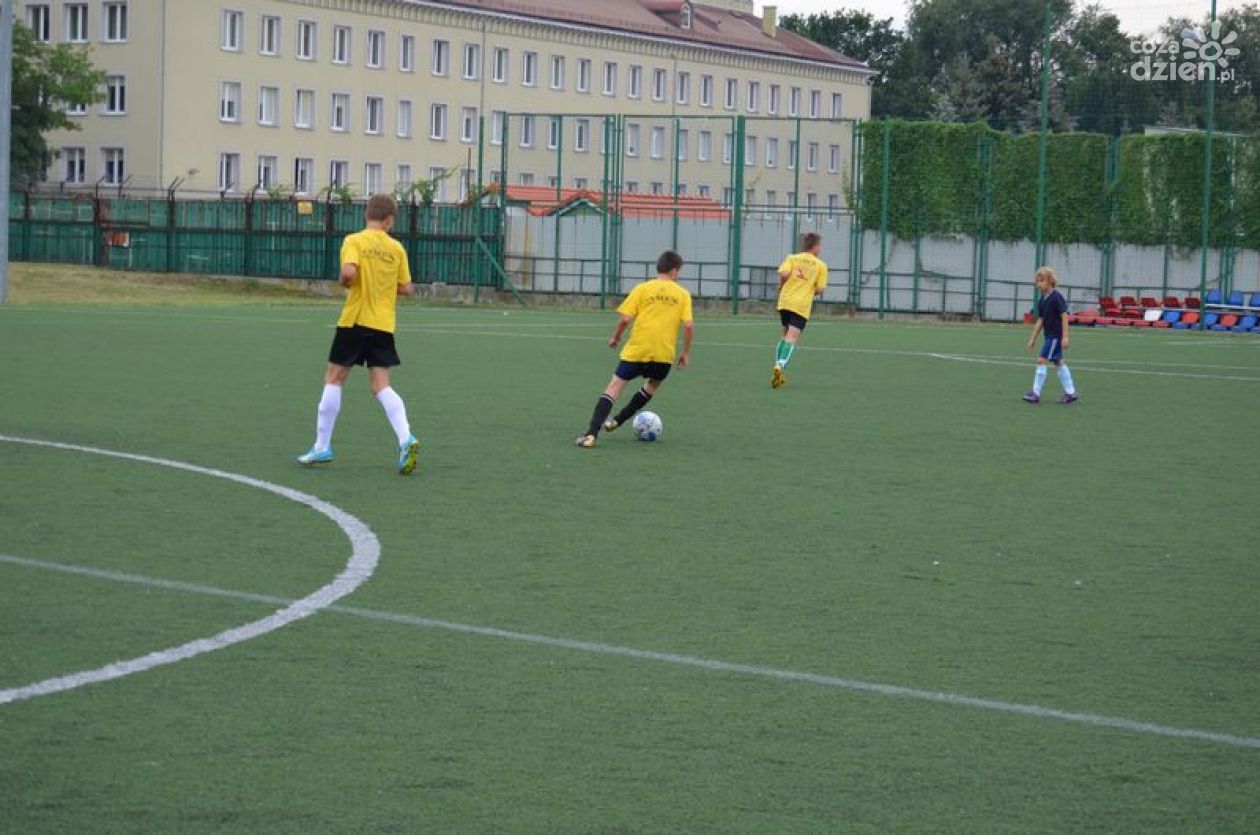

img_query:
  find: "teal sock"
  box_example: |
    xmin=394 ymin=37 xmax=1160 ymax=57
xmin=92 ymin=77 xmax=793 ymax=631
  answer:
xmin=776 ymin=340 xmax=795 ymax=368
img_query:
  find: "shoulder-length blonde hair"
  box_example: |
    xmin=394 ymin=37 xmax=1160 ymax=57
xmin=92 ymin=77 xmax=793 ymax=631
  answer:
xmin=1034 ymin=266 xmax=1058 ymax=287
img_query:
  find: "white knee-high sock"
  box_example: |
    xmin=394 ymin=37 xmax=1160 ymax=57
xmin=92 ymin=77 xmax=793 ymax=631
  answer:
xmin=314 ymin=384 xmax=342 ymax=451
xmin=1033 ymin=365 xmax=1048 ymax=395
xmin=1057 ymin=364 xmax=1076 ymax=395
xmin=376 ymin=386 xmax=412 ymax=445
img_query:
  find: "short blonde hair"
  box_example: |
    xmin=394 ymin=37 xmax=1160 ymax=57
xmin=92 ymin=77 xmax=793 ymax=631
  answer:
xmin=1034 ymin=266 xmax=1057 ymax=287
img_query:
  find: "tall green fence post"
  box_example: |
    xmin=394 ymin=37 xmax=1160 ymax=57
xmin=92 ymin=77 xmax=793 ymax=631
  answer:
xmin=877 ymin=119 xmax=891 ymax=320
xmin=1199 ymin=0 xmax=1218 ymax=305
xmin=729 ymin=116 xmax=747 ymax=314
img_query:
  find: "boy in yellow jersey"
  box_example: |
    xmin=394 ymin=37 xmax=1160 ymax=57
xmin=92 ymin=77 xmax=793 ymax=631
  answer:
xmin=771 ymin=232 xmax=828 ymax=388
xmin=297 ymin=194 xmax=422 ymax=474
xmin=575 ymin=250 xmax=694 ymax=448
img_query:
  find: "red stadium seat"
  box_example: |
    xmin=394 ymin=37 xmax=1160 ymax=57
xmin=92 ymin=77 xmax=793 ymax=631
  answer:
xmin=1140 ymin=296 xmax=1159 ymax=308
xmin=1162 ymin=296 xmax=1182 ymax=308
xmin=1185 ymin=297 xmax=1202 ymax=309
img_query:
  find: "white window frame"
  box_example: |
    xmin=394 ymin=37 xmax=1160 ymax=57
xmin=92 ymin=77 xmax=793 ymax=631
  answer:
xmin=396 ymin=164 xmax=413 ymax=190
xmin=789 ymin=87 xmax=800 ymax=117
xmin=652 ymin=68 xmax=667 ymax=102
xmin=293 ymin=157 xmax=314 ymax=195
xmin=102 ymin=147 xmax=125 ymax=185
xmin=103 ymin=2 xmax=127 ymax=43
xmin=807 ymin=142 xmax=819 ymax=171
xmin=257 ymin=155 xmax=278 ymax=189
xmin=329 ymin=92 xmax=349 ymax=132
xmin=747 ymin=81 xmax=759 ymax=113
xmin=396 ymin=99 xmax=413 ymax=138
xmin=363 ymin=163 xmax=383 ymax=196
xmin=810 ymin=90 xmax=821 ymax=119
xmin=294 ymin=89 xmax=315 ymax=129
xmin=699 ymin=75 xmax=713 ymax=108
xmin=519 ymin=115 xmax=535 ymax=148
xmin=828 ymin=144 xmax=841 ymax=174
xmin=766 ymin=137 xmax=778 ymax=169
xmin=698 ymin=130 xmax=712 ymax=162
xmin=219 ymin=81 xmax=242 ymax=123
xmin=627 ymin=65 xmax=642 ymax=99
xmin=258 ymin=85 xmax=279 ymax=126
xmin=218 ymin=152 xmax=241 ymax=192
xmin=550 ymin=55 xmax=565 ymax=90
xmin=62 ymin=146 xmax=86 ymax=184
xmin=831 ymin=92 xmax=843 ymax=119
xmin=297 ymin=20 xmax=316 ymax=61
xmin=723 ymin=132 xmax=733 ymax=164
xmin=625 ymin=123 xmax=640 ymax=158
xmin=676 ymin=71 xmax=690 ymax=105
xmin=429 ymin=102 xmax=447 ymax=140
xmin=221 ymin=10 xmax=243 ymax=50
xmin=26 ymin=4 xmax=51 ymax=42
xmin=522 ymin=51 xmax=538 ymax=87
xmin=490 ymin=110 xmax=506 ymax=146
xmin=432 ymin=40 xmax=450 ymax=76
xmin=769 ymin=84 xmax=780 ymax=116
xmin=575 ymin=118 xmax=590 ymax=153
xmin=65 ymin=3 xmax=89 ymax=43
xmin=677 ymin=129 xmax=689 ymax=161
xmin=365 ymin=96 xmax=384 ymax=135
xmin=745 ymin=135 xmax=756 ymax=166
xmin=260 ymin=15 xmax=280 ymax=56
xmin=331 ymin=25 xmax=350 ymax=65
xmin=650 ymin=126 xmax=665 ymax=159
xmin=463 ymin=43 xmax=480 ymax=80
xmin=491 ymin=47 xmax=508 ymax=83
xmin=103 ymin=75 xmax=126 ymax=115
xmin=603 ymin=62 xmax=617 ymax=97
xmin=460 ymin=106 xmax=478 ymax=143
xmin=576 ymin=59 xmax=591 ymax=93
xmin=328 ymin=160 xmax=349 ymax=188
xmin=366 ymin=30 xmax=385 ymax=69
xmin=547 ymin=116 xmax=561 ymax=151
xmin=724 ymin=78 xmax=737 ymax=110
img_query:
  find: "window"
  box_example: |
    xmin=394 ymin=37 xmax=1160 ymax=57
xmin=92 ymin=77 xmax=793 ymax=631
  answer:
xmin=260 ymin=15 xmax=280 ymax=55
xmin=723 ymin=132 xmax=733 ymax=164
xmin=574 ymin=177 xmax=589 ymax=190
xmin=831 ymin=92 xmax=843 ymax=119
xmin=400 ymin=35 xmax=416 ymax=72
xmin=458 ymin=169 xmax=474 ymax=201
xmin=766 ymin=137 xmax=778 ymax=168
xmin=650 ymin=126 xmax=665 ymax=159
xmin=294 ymin=157 xmax=313 ymax=194
xmin=627 ymin=66 xmax=642 ymax=99
xmin=396 ymin=164 xmax=412 ymax=189
xmin=698 ymin=131 xmax=712 ymax=162
xmin=522 ymin=51 xmax=538 ymax=86
xmin=62 ymin=147 xmax=85 ymax=184
xmin=332 ymin=26 xmax=350 ymax=64
xmin=427 ymin=167 xmax=448 ymax=202
xmin=297 ymin=20 xmax=316 ymax=60
xmin=788 ymin=140 xmax=798 ymax=170
xmin=787 ymin=191 xmax=796 ymax=206
xmin=724 ymin=78 xmax=737 ymax=110
xmin=490 ymin=110 xmax=506 ymax=146
xmin=625 ymin=123 xmax=640 ymax=157
xmin=547 ymin=117 xmax=561 ymax=150
xmin=603 ymin=62 xmax=617 ymax=96
xmin=828 ymin=194 xmax=840 ymax=216
xmin=519 ymin=115 xmax=535 ymax=148
xmin=677 ymin=183 xmax=687 ymax=196
xmin=328 ymin=160 xmax=348 ymax=187
xmin=747 ymin=82 xmax=759 ymax=113
xmin=64 ymin=3 xmax=89 ymax=42
xmin=104 ymin=75 xmax=126 ymax=114
xmin=221 ymin=10 xmax=242 ymax=51
xmin=769 ymin=85 xmax=780 ymax=116
xmin=575 ymin=118 xmax=590 ymax=152
xmin=330 ymin=92 xmax=349 ymax=131
xmin=460 ymin=106 xmax=478 ymax=143
xmin=809 ymin=90 xmax=821 ymax=118
xmin=652 ymin=69 xmax=667 ymax=102
xmin=828 ymin=144 xmax=840 ymax=174
xmin=103 ymin=2 xmax=127 ymax=42
xmin=258 ymin=86 xmax=278 ymax=125
xmin=625 ymin=181 xmax=638 ymax=193
xmin=766 ymin=189 xmax=777 ymax=207
xmin=432 ymin=40 xmax=450 ymax=76
xmin=218 ymin=152 xmax=240 ymax=192
xmin=789 ymin=87 xmax=800 ymax=117
xmin=807 ymin=142 xmax=819 ymax=171
xmin=698 ymin=184 xmax=710 ymax=198
xmin=365 ymin=96 xmax=383 ymax=134
xmin=745 ymin=136 xmax=756 ymax=166
xmin=26 ymin=5 xmax=50 ymax=42
xmin=367 ymin=30 xmax=385 ymax=68
xmin=677 ymin=129 xmax=688 ymax=161
xmin=66 ymin=100 xmax=86 ymax=116
xmin=518 ymin=172 xmax=534 ymax=186
xmin=491 ymin=48 xmax=508 ymax=83
xmin=676 ymin=72 xmax=690 ymax=105
xmin=651 ymin=182 xmax=664 ymax=196
xmin=397 ymin=99 xmax=413 ymax=138
xmin=219 ymin=81 xmax=241 ymax=122
xmin=745 ymin=188 xmax=755 ymax=205
xmin=294 ymin=89 xmax=314 ymax=129
xmin=700 ymin=75 xmax=713 ymax=107
xmin=463 ymin=43 xmax=480 ymax=79
xmin=807 ymin=192 xmax=818 ymax=214
xmin=550 ymin=55 xmax=565 ymax=89
xmin=257 ymin=155 xmax=278 ymax=188
xmin=577 ymin=59 xmax=591 ymax=93
xmin=363 ymin=163 xmax=382 ymax=195
xmin=681 ymin=2 xmax=692 ymax=29
xmin=101 ymin=148 xmax=125 ymax=185
xmin=722 ymin=187 xmax=733 ymax=206
xmin=429 ymin=103 xmax=447 ymax=140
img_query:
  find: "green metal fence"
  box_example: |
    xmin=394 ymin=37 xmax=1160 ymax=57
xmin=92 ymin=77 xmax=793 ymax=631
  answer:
xmin=7 ymin=192 xmax=504 ymax=287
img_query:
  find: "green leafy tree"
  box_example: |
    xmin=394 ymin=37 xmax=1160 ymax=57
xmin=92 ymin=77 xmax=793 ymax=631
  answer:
xmin=10 ymin=22 xmax=105 ymax=183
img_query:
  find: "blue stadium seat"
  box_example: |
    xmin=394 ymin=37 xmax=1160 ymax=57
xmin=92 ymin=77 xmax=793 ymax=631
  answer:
xmin=1202 ymin=312 xmax=1220 ymax=329
xmin=1205 ymin=288 xmax=1223 ymax=305
xmin=1161 ymin=310 xmax=1181 ymax=324
xmin=1227 ymin=291 xmax=1245 ymax=307
xmin=1233 ymin=314 xmax=1257 ymax=332
xmin=1251 ymin=292 xmax=1260 ymax=309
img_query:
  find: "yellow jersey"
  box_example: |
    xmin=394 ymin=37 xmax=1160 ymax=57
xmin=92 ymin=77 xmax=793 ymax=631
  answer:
xmin=336 ymin=228 xmax=412 ymax=334
xmin=776 ymin=252 xmax=828 ymax=319
xmin=616 ymin=278 xmax=694 ymax=363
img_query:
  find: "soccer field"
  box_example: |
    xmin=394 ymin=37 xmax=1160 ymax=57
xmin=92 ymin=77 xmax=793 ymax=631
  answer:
xmin=2 ymin=295 xmax=1259 ymax=832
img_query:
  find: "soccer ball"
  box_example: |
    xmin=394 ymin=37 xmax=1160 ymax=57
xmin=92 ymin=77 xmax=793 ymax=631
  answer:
xmin=632 ymin=411 xmax=663 ymax=442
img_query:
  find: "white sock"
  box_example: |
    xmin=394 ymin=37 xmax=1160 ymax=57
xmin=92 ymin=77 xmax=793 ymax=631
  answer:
xmin=1057 ymin=364 xmax=1076 ymax=396
xmin=1033 ymin=365 xmax=1047 ymax=395
xmin=314 ymin=384 xmax=342 ymax=451
xmin=376 ymin=386 xmax=412 ymax=445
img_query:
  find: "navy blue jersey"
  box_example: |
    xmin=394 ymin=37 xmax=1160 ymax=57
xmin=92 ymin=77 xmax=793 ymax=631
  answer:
xmin=1039 ymin=290 xmax=1067 ymax=339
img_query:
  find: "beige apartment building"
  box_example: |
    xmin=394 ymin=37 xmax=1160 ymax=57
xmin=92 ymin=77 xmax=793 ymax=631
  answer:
xmin=22 ymin=0 xmax=875 ymax=209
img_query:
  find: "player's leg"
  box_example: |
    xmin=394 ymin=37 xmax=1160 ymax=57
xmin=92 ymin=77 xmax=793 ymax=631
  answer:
xmin=1023 ymin=340 xmax=1054 ymax=403
xmin=1053 ymin=353 xmax=1078 ymax=403
xmin=366 ymin=331 xmax=420 ymax=474
xmin=577 ymin=370 xmax=630 ymax=447
xmin=773 ymin=312 xmax=804 ymax=388
xmin=606 ymin=367 xmax=668 ymax=431
xmin=299 ymin=334 xmax=355 ymax=465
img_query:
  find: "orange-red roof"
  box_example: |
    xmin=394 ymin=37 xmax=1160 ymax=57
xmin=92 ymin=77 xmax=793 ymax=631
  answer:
xmin=406 ymin=1 xmax=872 ymax=72
xmin=505 ymin=185 xmax=730 ymax=219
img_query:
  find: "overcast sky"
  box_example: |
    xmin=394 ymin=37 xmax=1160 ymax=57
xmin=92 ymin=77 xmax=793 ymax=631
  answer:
xmin=765 ymin=0 xmax=1247 ymax=37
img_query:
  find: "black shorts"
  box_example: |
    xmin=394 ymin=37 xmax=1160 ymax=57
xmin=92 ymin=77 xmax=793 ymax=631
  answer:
xmin=615 ymin=360 xmax=672 ymax=382
xmin=328 ymin=325 xmax=401 ymax=368
xmin=779 ymin=310 xmax=808 ymax=331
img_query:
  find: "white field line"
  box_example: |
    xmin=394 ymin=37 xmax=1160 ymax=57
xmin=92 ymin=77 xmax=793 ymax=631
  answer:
xmin=0 ymin=436 xmax=380 ymax=706
xmin=926 ymin=353 xmax=1260 ymax=382
xmin=2 ymin=554 xmax=1258 ymax=750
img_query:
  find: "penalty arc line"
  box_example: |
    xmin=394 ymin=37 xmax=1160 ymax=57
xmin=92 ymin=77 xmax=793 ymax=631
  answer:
xmin=2 ymin=553 xmax=1258 ymax=751
xmin=0 ymin=435 xmax=381 ymax=706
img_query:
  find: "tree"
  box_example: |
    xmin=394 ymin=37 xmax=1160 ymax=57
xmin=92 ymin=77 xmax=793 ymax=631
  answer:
xmin=10 ymin=22 xmax=105 ymax=184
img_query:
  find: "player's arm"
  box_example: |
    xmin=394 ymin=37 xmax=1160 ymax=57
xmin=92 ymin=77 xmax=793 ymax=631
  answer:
xmin=339 ymin=262 xmax=357 ymax=288
xmin=396 ymin=247 xmax=415 ymax=296
xmin=677 ymin=321 xmax=694 ymax=368
xmin=609 ymin=314 xmax=631 ymax=348
xmin=1026 ymin=317 xmax=1043 ymax=351
xmin=1061 ymin=311 xmax=1070 ymax=349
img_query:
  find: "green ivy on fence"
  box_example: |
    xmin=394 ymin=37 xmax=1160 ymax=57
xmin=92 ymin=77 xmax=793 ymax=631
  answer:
xmin=858 ymin=120 xmax=1259 ymax=251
